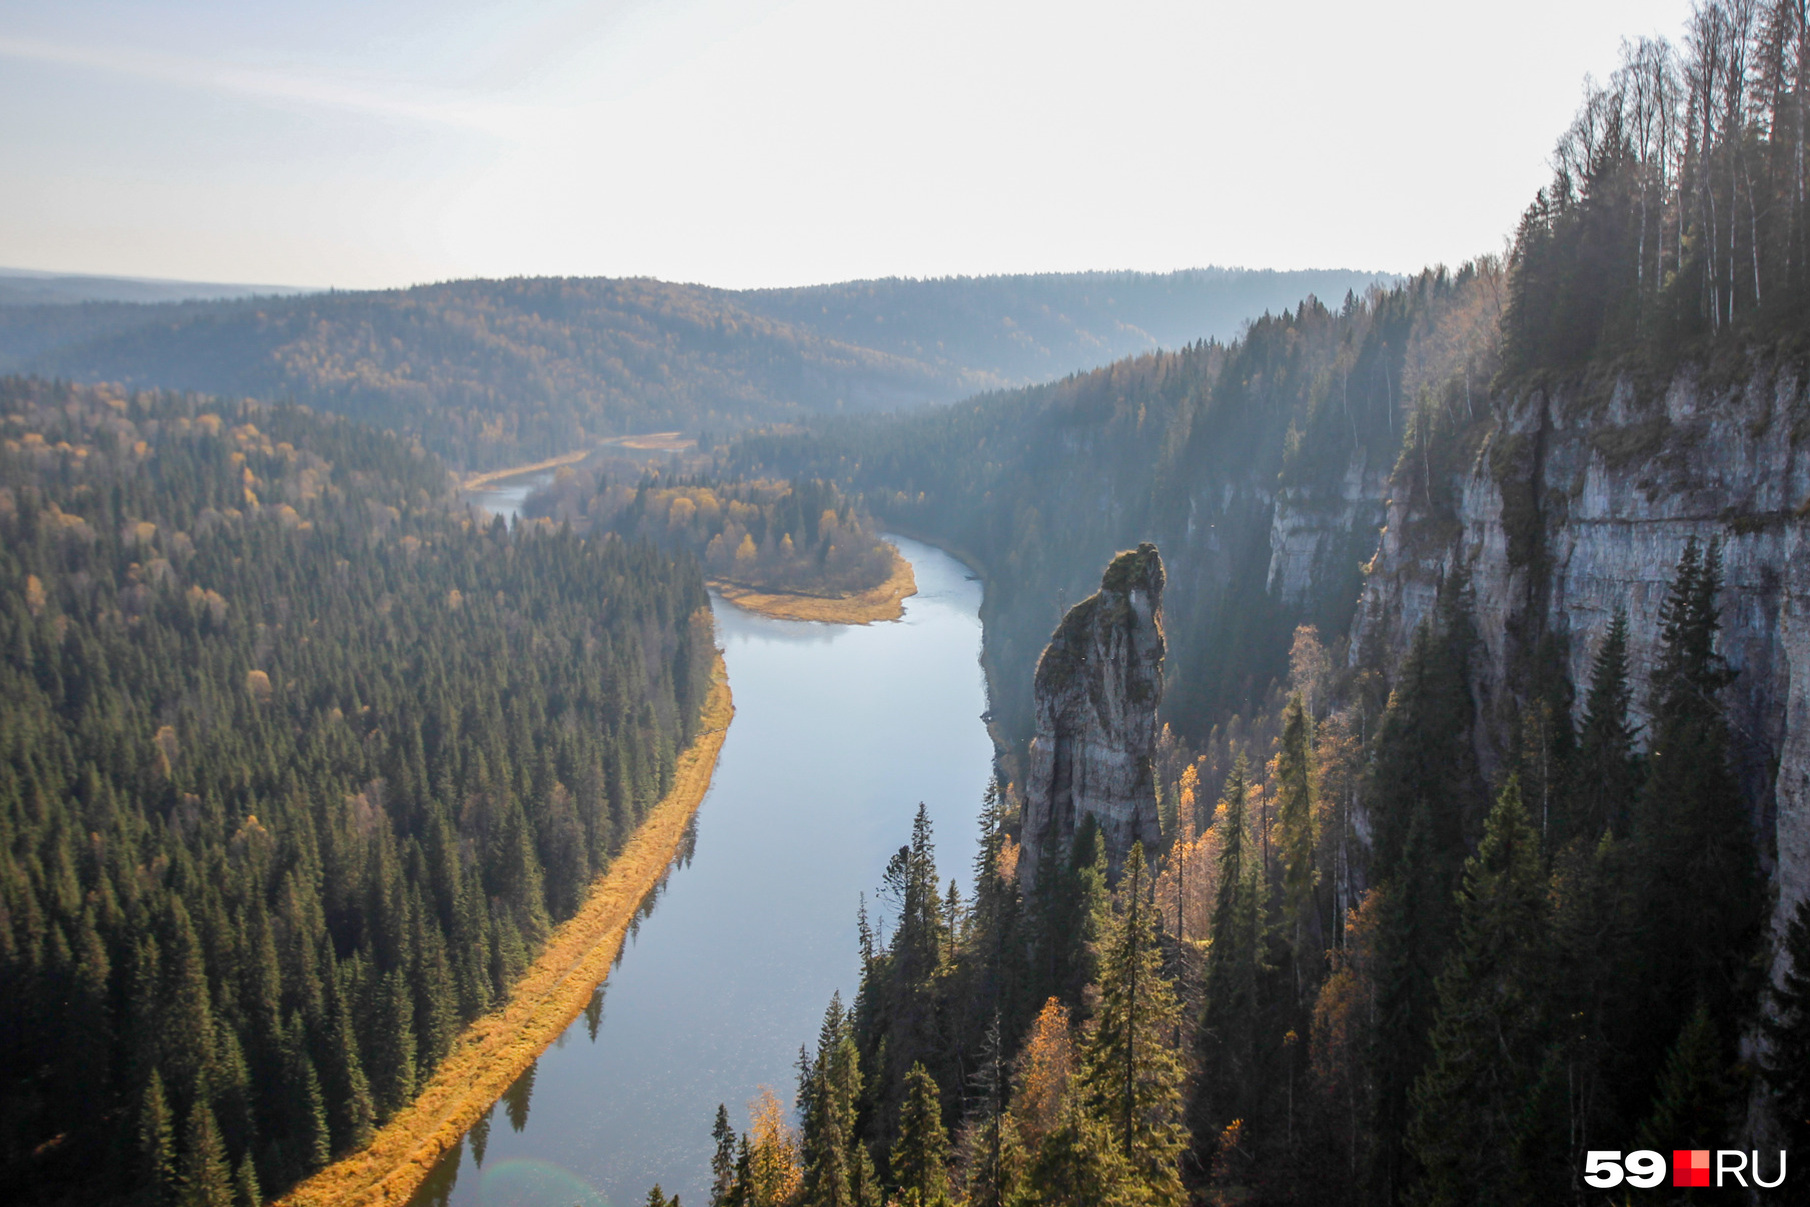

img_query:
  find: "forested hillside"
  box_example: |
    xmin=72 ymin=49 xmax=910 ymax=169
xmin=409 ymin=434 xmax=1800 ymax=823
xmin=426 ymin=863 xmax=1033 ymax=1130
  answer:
xmin=709 ymin=3 xmax=1810 ymax=1204
xmin=0 ymin=270 xmax=1386 ymax=471
xmin=728 ymin=263 xmax=1500 ymax=753
xmin=0 ymin=379 xmax=714 ymax=1205
xmin=588 ymin=477 xmax=895 ymax=599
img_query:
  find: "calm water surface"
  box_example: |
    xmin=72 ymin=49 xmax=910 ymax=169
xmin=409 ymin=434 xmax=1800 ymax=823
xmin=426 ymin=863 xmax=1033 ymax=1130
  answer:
xmin=461 ymin=472 xmax=553 ymax=524
xmin=411 ymin=536 xmax=993 ymax=1207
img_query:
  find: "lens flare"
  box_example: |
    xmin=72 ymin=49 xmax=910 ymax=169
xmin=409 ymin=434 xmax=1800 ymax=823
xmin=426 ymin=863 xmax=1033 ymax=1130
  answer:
xmin=476 ymin=1158 xmax=612 ymax=1207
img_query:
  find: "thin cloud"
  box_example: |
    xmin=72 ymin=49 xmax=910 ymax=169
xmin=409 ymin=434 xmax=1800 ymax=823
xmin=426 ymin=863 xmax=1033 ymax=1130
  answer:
xmin=0 ymin=33 xmax=527 ymax=137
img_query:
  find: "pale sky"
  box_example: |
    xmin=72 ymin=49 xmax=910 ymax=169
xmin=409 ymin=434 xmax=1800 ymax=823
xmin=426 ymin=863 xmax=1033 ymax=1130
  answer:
xmin=0 ymin=0 xmax=1696 ymax=291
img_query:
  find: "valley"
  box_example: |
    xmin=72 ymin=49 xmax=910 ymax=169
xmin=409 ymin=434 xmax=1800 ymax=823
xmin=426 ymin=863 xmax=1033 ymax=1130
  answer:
xmin=5 ymin=3 xmax=1810 ymax=1204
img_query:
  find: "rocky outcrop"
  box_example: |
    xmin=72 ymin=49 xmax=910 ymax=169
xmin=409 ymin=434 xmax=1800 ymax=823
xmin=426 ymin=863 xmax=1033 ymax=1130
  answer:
xmin=1353 ymin=360 xmax=1810 ymax=958
xmin=1019 ymin=543 xmax=1166 ymax=885
xmin=1267 ymin=449 xmax=1389 ymax=606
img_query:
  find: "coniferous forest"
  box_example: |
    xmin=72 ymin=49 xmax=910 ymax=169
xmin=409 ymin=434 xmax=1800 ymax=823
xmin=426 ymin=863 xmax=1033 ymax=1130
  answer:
xmin=0 ymin=378 xmax=714 ymax=1204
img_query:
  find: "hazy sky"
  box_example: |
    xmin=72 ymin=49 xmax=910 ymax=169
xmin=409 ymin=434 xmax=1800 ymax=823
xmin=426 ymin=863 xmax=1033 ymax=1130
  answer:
xmin=0 ymin=0 xmax=1695 ymax=291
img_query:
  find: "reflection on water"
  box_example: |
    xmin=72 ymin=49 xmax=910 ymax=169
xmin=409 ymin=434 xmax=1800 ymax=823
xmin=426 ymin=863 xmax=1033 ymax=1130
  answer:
xmin=408 ymin=536 xmax=992 ymax=1207
xmin=460 ymin=471 xmax=553 ymax=525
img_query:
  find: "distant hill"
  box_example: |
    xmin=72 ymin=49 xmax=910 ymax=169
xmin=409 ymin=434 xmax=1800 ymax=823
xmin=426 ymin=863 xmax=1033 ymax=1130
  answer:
xmin=0 ymin=268 xmax=1389 ymax=468
xmin=0 ymin=267 xmax=311 ymax=307
xmin=737 ymin=268 xmax=1388 ymax=388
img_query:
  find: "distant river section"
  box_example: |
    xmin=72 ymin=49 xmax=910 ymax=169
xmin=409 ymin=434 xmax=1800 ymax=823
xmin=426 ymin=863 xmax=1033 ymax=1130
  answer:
xmin=410 ymin=533 xmax=994 ymax=1207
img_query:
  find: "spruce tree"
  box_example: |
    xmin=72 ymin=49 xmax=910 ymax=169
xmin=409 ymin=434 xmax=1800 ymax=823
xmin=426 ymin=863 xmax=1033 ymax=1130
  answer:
xmin=1275 ymin=693 xmax=1320 ymax=1000
xmin=1407 ymin=777 xmax=1553 ymax=1207
xmin=1361 ymin=575 xmax=1485 ymax=1197
xmin=1636 ymin=1002 xmax=1736 ymax=1156
xmin=711 ymin=1103 xmax=737 ymax=1207
xmin=370 ymin=967 xmax=417 ymax=1120
xmin=293 ymin=1049 xmax=331 ymax=1178
xmin=729 ymin=1135 xmax=753 ymax=1207
xmin=1078 ymin=843 xmax=1187 ymax=1207
xmin=178 ymin=1098 xmax=234 ymax=1207
xmin=1017 ymin=1094 xmax=1131 ymax=1207
xmin=232 ymin=1152 xmax=261 ymax=1207
xmin=1573 ymin=611 xmax=1640 ymax=840
xmin=1762 ymin=894 xmax=1810 ymax=1152
xmin=138 ymin=1070 xmax=178 ymax=1207
xmin=799 ymin=995 xmax=871 ymax=1207
xmin=890 ymin=1063 xmax=950 ymax=1207
xmin=321 ymin=962 xmax=376 ymax=1153
xmin=1627 ymin=540 xmax=1762 ymax=1087
xmin=961 ymin=1012 xmax=1021 ymax=1207
xmin=1199 ymin=755 xmax=1265 ymax=1127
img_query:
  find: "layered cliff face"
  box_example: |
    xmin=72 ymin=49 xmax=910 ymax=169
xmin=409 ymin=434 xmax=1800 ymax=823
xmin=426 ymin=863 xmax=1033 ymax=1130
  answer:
xmin=1354 ymin=361 xmax=1810 ymax=950
xmin=1267 ymin=448 xmax=1390 ymax=607
xmin=1019 ymin=543 xmax=1166 ymax=885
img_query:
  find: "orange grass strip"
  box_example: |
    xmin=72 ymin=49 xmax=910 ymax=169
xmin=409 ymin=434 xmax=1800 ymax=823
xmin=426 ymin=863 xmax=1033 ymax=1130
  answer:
xmin=713 ymin=544 xmax=917 ymax=624
xmin=276 ymin=656 xmax=734 ymax=1207
xmin=459 ymin=449 xmax=591 ymax=492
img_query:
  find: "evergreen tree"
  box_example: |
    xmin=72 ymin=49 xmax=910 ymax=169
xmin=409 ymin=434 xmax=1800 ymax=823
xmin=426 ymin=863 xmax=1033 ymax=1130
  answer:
xmin=1358 ymin=575 xmax=1484 ymax=1199
xmin=1762 ymin=895 xmax=1810 ymax=1153
xmin=292 ymin=1049 xmax=331 ymax=1179
xmin=1275 ymin=693 xmax=1321 ymax=999
xmin=232 ymin=1152 xmax=261 ymax=1207
xmin=729 ymin=1135 xmax=754 ymax=1207
xmin=1078 ymin=844 xmax=1187 ymax=1206
xmin=1407 ymin=778 xmax=1554 ymax=1207
xmin=1627 ymin=540 xmax=1762 ymax=1090
xmin=137 ymin=1070 xmax=178 ymax=1207
xmin=1572 ymin=611 xmax=1640 ymax=840
xmin=1028 ymin=816 xmax=1111 ymax=1018
xmin=890 ymin=1063 xmax=950 ymax=1207
xmin=370 ymin=968 xmax=417 ymax=1121
xmin=798 ymin=995 xmax=875 ymax=1207
xmin=1199 ymin=755 xmax=1265 ymax=1127
xmin=1016 ymin=1094 xmax=1132 ymax=1207
xmin=1636 ymin=1002 xmax=1737 ymax=1157
xmin=177 ymin=1098 xmax=233 ymax=1207
xmin=711 ymin=1104 xmax=737 ymax=1207
xmin=1545 ymin=830 xmax=1628 ymax=1175
xmin=321 ymin=964 xmax=376 ymax=1154
xmin=960 ymin=1013 xmax=1022 ymax=1207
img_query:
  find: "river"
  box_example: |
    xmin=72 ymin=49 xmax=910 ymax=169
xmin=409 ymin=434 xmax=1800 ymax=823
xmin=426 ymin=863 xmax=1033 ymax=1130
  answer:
xmin=462 ymin=472 xmax=553 ymax=525
xmin=409 ymin=535 xmax=994 ymax=1207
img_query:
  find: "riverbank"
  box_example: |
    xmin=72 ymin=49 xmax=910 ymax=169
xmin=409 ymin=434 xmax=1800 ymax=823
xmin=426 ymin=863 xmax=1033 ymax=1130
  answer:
xmin=275 ymin=656 xmax=735 ymax=1207
xmin=712 ymin=543 xmax=916 ymax=624
xmin=459 ymin=449 xmax=590 ymax=492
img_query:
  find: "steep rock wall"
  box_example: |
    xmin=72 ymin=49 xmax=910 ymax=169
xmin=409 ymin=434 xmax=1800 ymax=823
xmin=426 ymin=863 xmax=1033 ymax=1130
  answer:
xmin=1267 ymin=449 xmax=1390 ymax=607
xmin=1019 ymin=544 xmax=1166 ymax=884
xmin=1354 ymin=361 xmax=1810 ymax=947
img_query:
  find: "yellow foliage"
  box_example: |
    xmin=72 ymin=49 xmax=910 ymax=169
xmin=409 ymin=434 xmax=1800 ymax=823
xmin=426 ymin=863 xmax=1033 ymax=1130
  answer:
xmin=23 ymin=574 xmax=45 ymax=615
xmin=1010 ymin=997 xmax=1073 ymax=1148
xmin=245 ymin=669 xmax=273 ymax=700
xmin=746 ymin=1086 xmax=802 ymax=1207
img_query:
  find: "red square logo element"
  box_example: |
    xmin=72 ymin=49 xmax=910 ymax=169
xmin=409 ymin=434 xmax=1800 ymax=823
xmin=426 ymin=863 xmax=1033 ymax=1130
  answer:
xmin=1673 ymin=1149 xmax=1711 ymax=1188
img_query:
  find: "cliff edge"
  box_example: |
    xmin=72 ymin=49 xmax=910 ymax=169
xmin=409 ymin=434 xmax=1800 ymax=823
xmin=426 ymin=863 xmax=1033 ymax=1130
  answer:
xmin=1353 ymin=360 xmax=1810 ymax=970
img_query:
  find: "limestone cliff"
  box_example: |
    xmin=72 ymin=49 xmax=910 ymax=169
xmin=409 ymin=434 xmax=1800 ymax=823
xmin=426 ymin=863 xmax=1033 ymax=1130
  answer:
xmin=1019 ymin=543 xmax=1166 ymax=885
xmin=1353 ymin=360 xmax=1810 ymax=959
